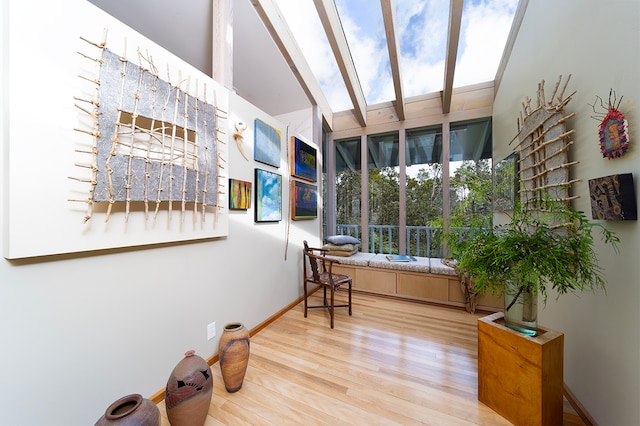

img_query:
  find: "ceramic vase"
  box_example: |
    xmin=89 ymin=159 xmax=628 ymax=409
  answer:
xmin=165 ymin=350 xmax=213 ymax=426
xmin=95 ymin=393 xmax=160 ymax=426
xmin=218 ymin=322 xmax=250 ymax=393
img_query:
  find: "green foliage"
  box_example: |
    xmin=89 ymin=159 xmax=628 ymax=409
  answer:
xmin=447 ymin=196 xmax=620 ymax=303
xmin=406 ymin=164 xmax=443 ymax=227
xmin=336 ymin=158 xmax=493 ymax=256
xmin=449 ymin=160 xmax=493 ymax=229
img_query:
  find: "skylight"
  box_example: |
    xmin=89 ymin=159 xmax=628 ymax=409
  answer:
xmin=275 ymin=0 xmax=353 ymax=111
xmin=334 ymin=0 xmax=394 ymax=105
xmin=455 ymin=0 xmax=519 ymax=87
xmin=275 ymin=0 xmax=518 ymax=114
xmin=396 ymin=0 xmax=450 ymax=98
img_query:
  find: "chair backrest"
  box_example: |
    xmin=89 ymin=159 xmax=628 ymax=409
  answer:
xmin=303 ymin=240 xmax=321 ymax=282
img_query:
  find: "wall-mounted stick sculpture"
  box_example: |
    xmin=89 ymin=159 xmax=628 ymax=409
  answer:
xmin=70 ymin=30 xmax=226 ymax=227
xmin=510 ymin=75 xmax=579 ymax=208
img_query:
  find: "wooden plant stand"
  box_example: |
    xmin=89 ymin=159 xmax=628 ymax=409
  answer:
xmin=478 ymin=312 xmax=564 ymax=426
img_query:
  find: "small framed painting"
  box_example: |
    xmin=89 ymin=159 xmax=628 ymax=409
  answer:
xmin=254 ymin=118 xmax=281 ymax=168
xmin=254 ymin=168 xmax=282 ymax=222
xmin=291 ymin=180 xmax=317 ymax=220
xmin=229 ymin=179 xmax=252 ymax=210
xmin=290 ymin=136 xmax=317 ymax=182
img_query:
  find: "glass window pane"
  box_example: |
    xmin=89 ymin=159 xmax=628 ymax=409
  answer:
xmin=406 ymin=126 xmax=443 ymax=257
xmin=322 ymin=127 xmax=328 ymax=240
xmin=454 ymin=0 xmax=519 ymax=87
xmin=449 ymin=119 xmax=493 ymax=229
xmin=367 ymin=132 xmax=399 ymax=254
xmin=335 ymin=138 xmax=362 ymax=241
xmin=396 ymin=0 xmax=449 ymax=97
xmin=275 ymin=0 xmax=353 ymax=112
xmin=334 ymin=0 xmax=393 ymax=105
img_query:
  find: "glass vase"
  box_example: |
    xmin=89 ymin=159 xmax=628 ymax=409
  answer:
xmin=504 ymin=281 xmax=538 ymax=336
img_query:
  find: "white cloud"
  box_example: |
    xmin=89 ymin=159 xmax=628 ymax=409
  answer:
xmin=454 ymin=0 xmax=519 ymax=87
xmin=335 ymin=2 xmax=393 ymax=105
xmin=275 ymin=0 xmax=352 ymax=111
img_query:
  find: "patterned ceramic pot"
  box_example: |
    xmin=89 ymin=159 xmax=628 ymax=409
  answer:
xmin=165 ymin=350 xmax=213 ymax=426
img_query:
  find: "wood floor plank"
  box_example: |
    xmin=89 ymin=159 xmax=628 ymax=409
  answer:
xmin=158 ymin=292 xmax=527 ymax=425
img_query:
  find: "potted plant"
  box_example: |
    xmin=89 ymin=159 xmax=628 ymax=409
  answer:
xmin=447 ymin=194 xmax=619 ymax=336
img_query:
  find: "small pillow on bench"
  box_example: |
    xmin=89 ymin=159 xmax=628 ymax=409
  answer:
xmin=325 ymin=235 xmax=361 ymax=245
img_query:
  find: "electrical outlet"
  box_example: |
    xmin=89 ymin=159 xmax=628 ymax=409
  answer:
xmin=207 ymin=322 xmax=216 ymax=340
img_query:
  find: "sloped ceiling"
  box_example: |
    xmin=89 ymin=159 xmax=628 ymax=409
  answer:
xmin=87 ymin=0 xmax=312 ymax=117
xmin=86 ymin=0 xmax=525 ymax=124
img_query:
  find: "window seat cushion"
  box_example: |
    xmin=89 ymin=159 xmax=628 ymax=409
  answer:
xmin=324 ymin=252 xmax=376 ymax=267
xmin=429 ymin=258 xmax=458 ymax=276
xmin=368 ymin=254 xmax=431 ymax=273
xmin=322 ymin=252 xmax=458 ymax=276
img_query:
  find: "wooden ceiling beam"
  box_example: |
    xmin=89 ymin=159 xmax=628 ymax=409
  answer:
xmin=250 ymin=0 xmax=334 ymax=129
xmin=381 ymin=0 xmax=405 ymax=121
xmin=442 ymin=0 xmax=463 ymax=114
xmin=314 ymin=0 xmax=367 ymax=127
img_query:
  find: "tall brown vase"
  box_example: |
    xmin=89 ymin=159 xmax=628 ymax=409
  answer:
xmin=218 ymin=322 xmax=250 ymax=393
xmin=165 ymin=350 xmax=213 ymax=426
xmin=95 ymin=393 xmax=160 ymax=426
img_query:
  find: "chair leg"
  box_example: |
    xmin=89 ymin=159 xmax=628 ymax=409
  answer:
xmin=348 ymin=282 xmax=352 ymax=316
xmin=330 ymin=286 xmax=335 ymax=329
xmin=303 ymin=282 xmax=308 ymax=318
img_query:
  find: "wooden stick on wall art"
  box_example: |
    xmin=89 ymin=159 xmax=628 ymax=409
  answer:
xmin=510 ymin=75 xmax=579 ymax=208
xmin=70 ymin=31 xmax=227 ymax=227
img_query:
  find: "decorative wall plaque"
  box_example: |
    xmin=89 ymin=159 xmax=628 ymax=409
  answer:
xmin=588 ymin=173 xmax=637 ymax=220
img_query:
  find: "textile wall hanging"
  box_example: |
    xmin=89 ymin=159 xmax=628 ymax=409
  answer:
xmin=510 ymin=75 xmax=578 ymax=207
xmin=588 ymin=173 xmax=637 ymax=220
xmin=4 ymin=1 xmax=230 ymax=258
xmin=73 ymin=34 xmax=227 ymax=226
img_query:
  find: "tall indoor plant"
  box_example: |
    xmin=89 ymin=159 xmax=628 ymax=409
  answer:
xmin=448 ymin=195 xmax=619 ymax=335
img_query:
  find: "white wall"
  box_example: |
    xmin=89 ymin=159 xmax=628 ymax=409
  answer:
xmin=0 ymin=1 xmax=322 ymax=424
xmin=493 ymin=1 xmax=640 ymax=424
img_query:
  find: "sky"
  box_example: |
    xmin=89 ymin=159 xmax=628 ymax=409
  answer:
xmin=274 ymin=0 xmax=519 ymax=113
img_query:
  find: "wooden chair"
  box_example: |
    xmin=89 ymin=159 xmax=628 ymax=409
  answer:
xmin=303 ymin=240 xmax=352 ymax=328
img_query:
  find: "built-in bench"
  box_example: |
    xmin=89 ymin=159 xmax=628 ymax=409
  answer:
xmin=325 ymin=252 xmax=502 ymax=312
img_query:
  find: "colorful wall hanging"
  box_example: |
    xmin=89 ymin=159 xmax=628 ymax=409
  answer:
xmin=291 ymin=180 xmax=318 ymax=220
xmin=588 ymin=173 xmax=637 ymax=220
xmin=229 ymin=179 xmax=252 ymax=210
xmin=254 ymin=118 xmax=281 ymax=168
xmin=290 ymin=137 xmax=317 ymax=182
xmin=254 ymin=168 xmax=282 ymax=222
xmin=589 ymin=89 xmax=629 ymax=159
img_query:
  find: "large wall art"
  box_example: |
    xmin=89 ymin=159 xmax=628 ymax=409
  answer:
xmin=77 ymin=47 xmax=224 ymax=224
xmin=3 ymin=2 xmax=229 ymax=258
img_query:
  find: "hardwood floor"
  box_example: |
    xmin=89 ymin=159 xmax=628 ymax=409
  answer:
xmin=157 ymin=291 xmax=583 ymax=425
